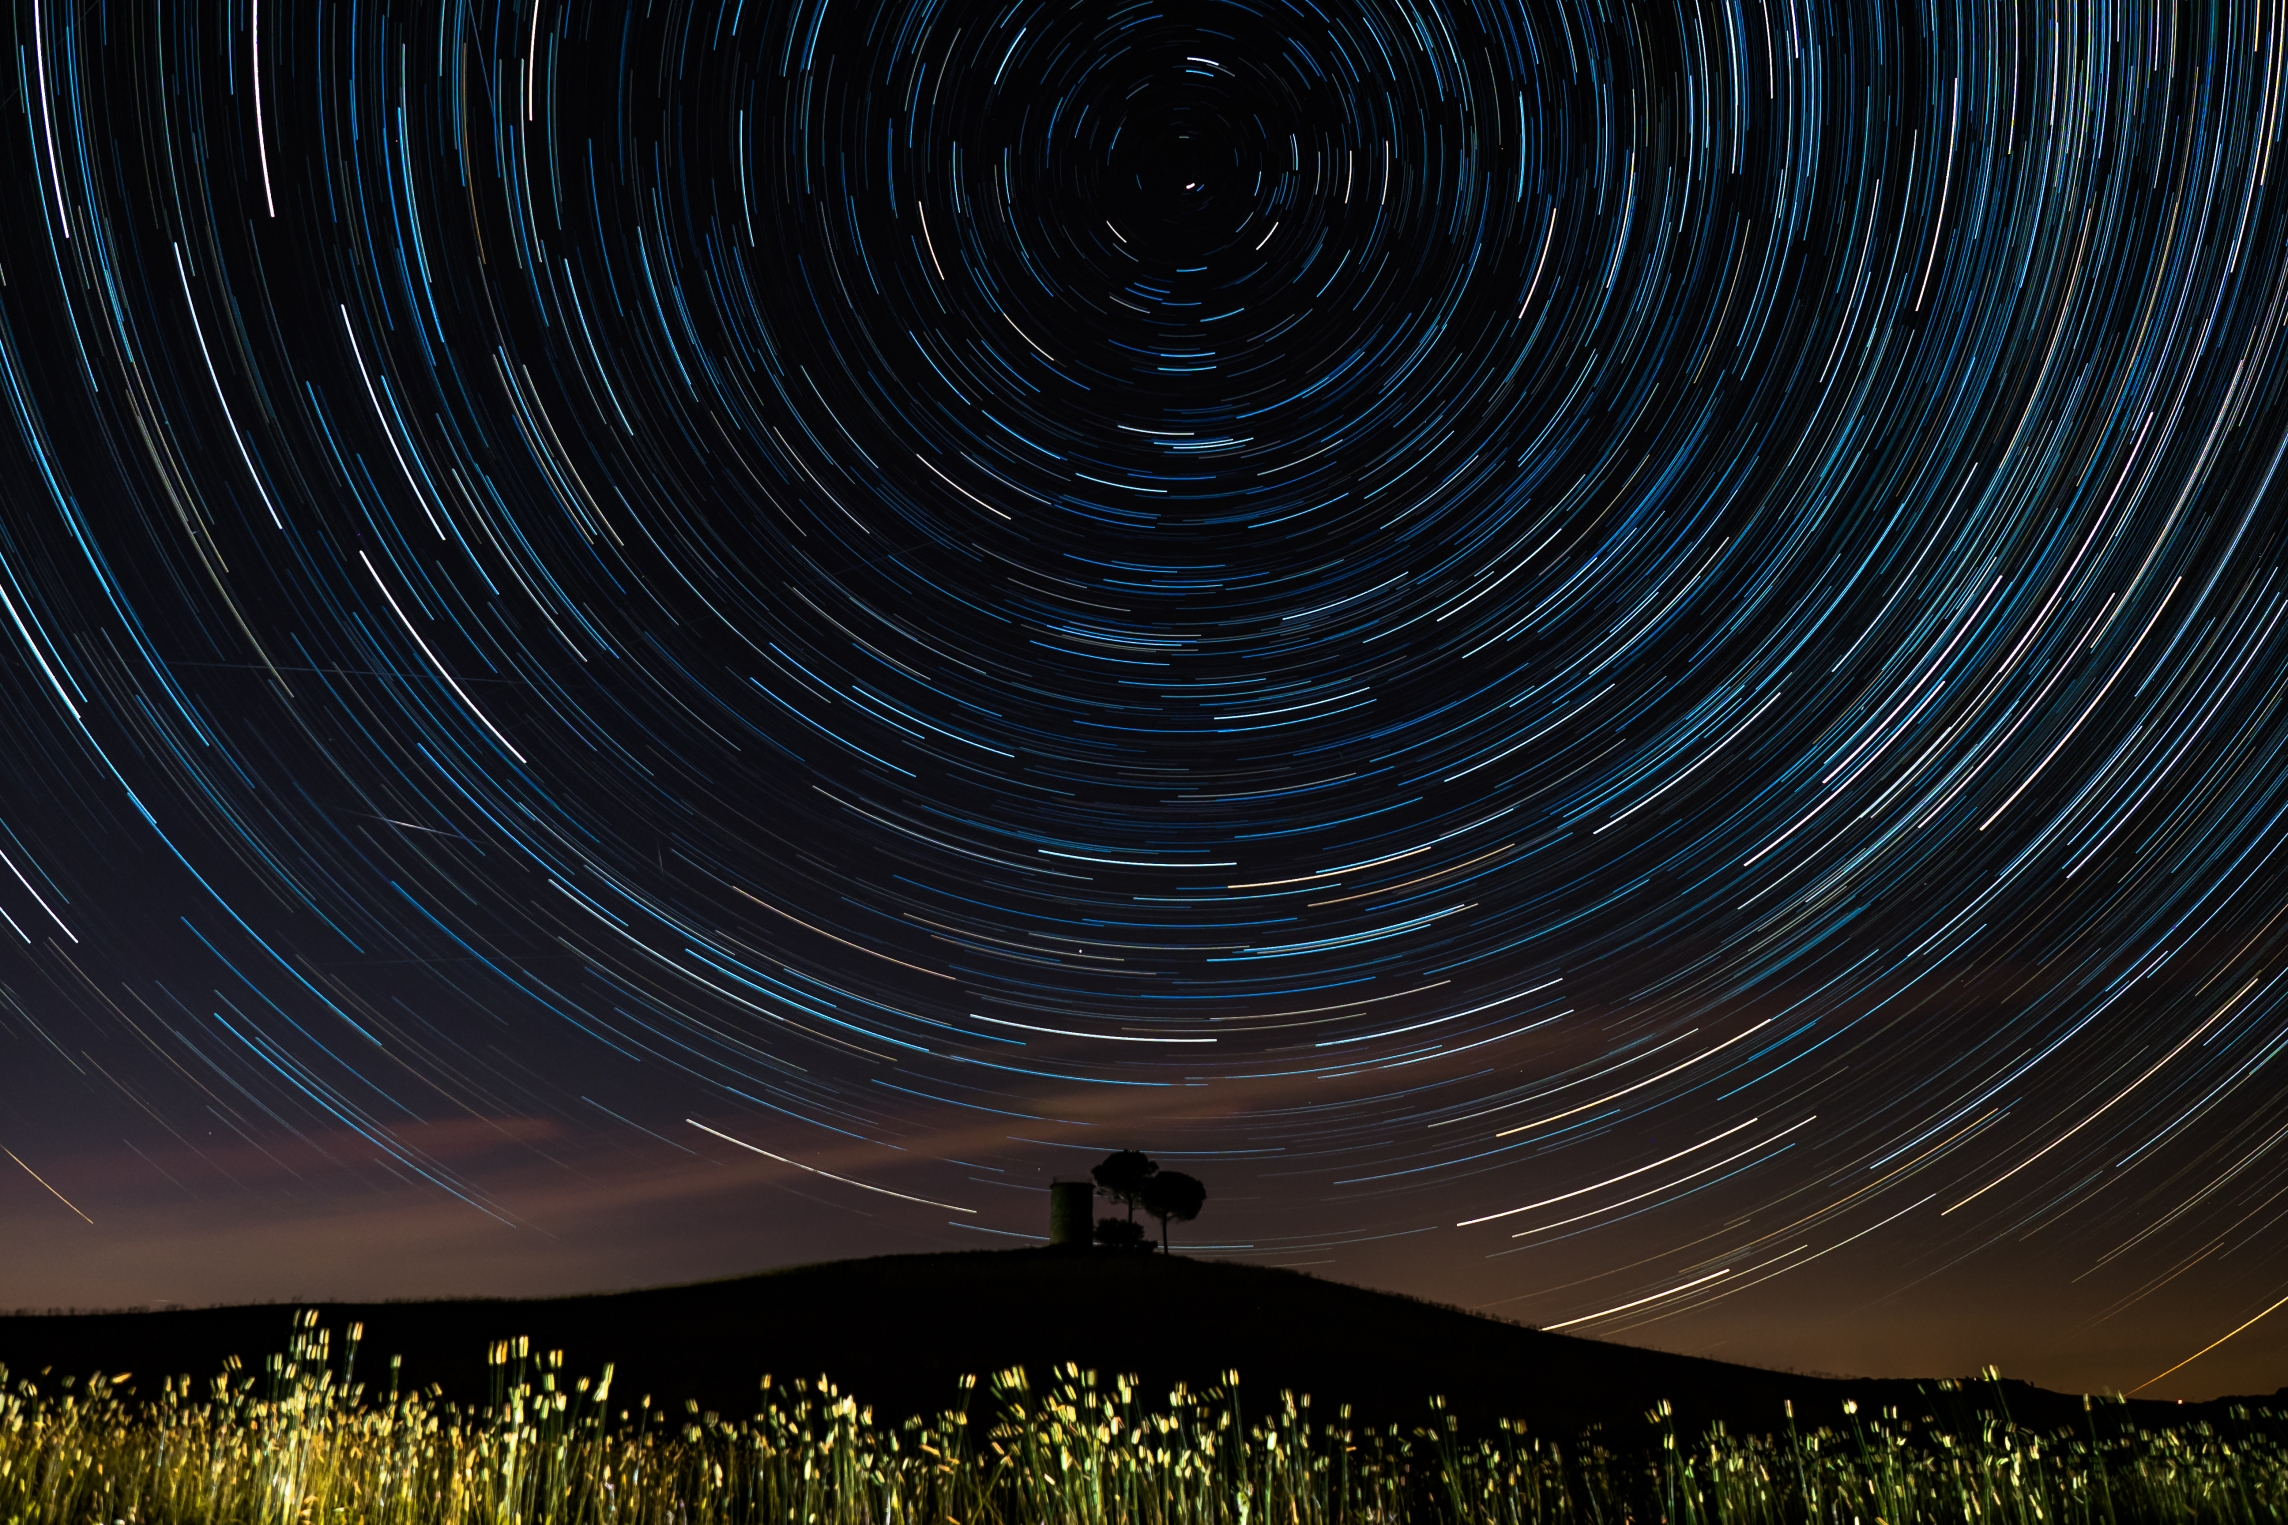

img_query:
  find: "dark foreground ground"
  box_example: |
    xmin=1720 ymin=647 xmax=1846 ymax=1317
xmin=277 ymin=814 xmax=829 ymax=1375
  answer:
xmin=0 ymin=1250 xmax=2273 ymax=1440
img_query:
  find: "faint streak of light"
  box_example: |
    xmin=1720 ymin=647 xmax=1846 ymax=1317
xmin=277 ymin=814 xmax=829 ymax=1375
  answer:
xmin=339 ymin=306 xmax=447 ymax=538
xmin=252 ymin=0 xmax=276 ymax=215
xmin=689 ymin=1119 xmax=976 ymax=1212
xmin=1459 ymin=1117 xmax=1765 ymax=1226
xmin=1945 ymin=995 xmax=2238 ymax=1215
xmin=1002 ymin=309 xmax=1058 ymax=364
xmin=2 ymin=1145 xmax=93 ymax=1223
xmin=1505 ymin=1119 xmax=1822 ymax=1236
xmin=1495 ymin=1020 xmax=1774 ymax=1136
xmin=359 ymin=553 xmax=528 ymax=763
xmin=919 ymin=455 xmax=1012 ymax=519
xmin=2128 ymin=1288 xmax=2288 ymax=1394
xmin=1978 ymin=576 xmax=2181 ymax=831
xmin=583 ymin=1097 xmax=697 ymax=1153
xmin=1544 ymin=1267 xmax=1733 ymax=1330
xmin=730 ymin=882 xmax=954 ymax=979
xmin=1519 ymin=203 xmax=1559 ymax=315
xmin=0 ymin=841 xmax=73 ymax=941
xmin=968 ymin=1013 xmax=1215 ymax=1043
xmin=1599 ymin=687 xmax=1784 ymax=833
xmin=32 ymin=0 xmax=69 ymax=233
xmin=919 ymin=202 xmax=949 ymax=278
xmin=176 ymin=245 xmax=284 ymax=528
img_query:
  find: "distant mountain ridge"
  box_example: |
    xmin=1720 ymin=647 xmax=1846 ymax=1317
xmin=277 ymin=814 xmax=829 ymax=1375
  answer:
xmin=0 ymin=1250 xmax=2265 ymax=1438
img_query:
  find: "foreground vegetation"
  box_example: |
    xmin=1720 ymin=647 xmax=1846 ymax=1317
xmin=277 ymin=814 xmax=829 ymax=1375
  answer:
xmin=1 ymin=1312 xmax=2282 ymax=1524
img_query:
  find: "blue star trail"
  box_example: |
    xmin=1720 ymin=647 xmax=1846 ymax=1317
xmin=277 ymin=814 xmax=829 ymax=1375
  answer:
xmin=2 ymin=0 xmax=2288 ymax=1360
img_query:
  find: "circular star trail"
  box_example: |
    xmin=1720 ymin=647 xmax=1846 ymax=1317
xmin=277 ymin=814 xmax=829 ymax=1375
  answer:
xmin=5 ymin=0 xmax=2288 ymax=1353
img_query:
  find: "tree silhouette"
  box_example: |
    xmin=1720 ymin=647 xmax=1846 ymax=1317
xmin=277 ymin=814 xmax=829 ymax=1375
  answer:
xmin=1139 ymin=1170 xmax=1206 ymax=1254
xmin=1090 ymin=1149 xmax=1157 ymax=1223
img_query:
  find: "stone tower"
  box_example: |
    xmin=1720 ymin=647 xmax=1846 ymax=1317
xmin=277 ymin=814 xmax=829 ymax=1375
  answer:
xmin=1047 ymin=1179 xmax=1095 ymax=1247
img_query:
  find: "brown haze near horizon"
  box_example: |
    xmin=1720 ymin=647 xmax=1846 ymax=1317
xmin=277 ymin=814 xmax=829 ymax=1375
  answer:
xmin=2 ymin=1118 xmax=2277 ymax=1406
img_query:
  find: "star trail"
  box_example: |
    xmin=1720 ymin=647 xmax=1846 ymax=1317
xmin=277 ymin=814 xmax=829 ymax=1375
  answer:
xmin=3 ymin=0 xmax=2288 ymax=1394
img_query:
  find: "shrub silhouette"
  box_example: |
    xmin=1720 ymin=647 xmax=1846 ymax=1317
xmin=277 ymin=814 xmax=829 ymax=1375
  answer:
xmin=1139 ymin=1170 xmax=1206 ymax=1253
xmin=1091 ymin=1217 xmax=1149 ymax=1251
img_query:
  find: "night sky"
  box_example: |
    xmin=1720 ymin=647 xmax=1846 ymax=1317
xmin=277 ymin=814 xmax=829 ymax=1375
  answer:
xmin=3 ymin=0 xmax=2288 ymax=1402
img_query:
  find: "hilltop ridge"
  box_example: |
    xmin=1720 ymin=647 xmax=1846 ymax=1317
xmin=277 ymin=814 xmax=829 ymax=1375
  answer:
xmin=0 ymin=1251 xmax=2259 ymax=1437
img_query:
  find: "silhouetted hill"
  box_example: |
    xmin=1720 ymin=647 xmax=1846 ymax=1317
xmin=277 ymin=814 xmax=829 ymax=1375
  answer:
xmin=0 ymin=1251 xmax=2268 ymax=1440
